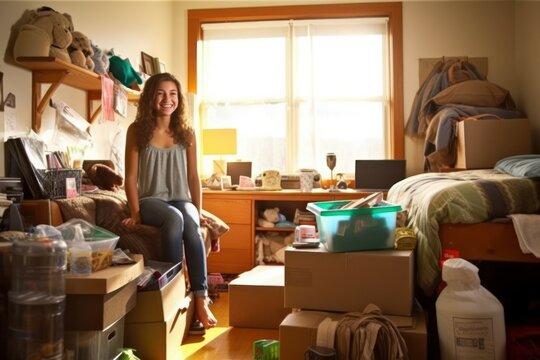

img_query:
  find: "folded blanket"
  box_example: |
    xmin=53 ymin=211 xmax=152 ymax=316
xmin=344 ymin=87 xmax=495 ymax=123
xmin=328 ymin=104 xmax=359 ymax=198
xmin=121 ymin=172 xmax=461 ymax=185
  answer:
xmin=508 ymin=214 xmax=540 ymax=257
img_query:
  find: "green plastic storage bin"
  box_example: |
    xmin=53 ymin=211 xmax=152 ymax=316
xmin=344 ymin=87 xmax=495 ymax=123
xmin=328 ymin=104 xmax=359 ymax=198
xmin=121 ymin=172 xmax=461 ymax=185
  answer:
xmin=306 ymin=200 xmax=402 ymax=252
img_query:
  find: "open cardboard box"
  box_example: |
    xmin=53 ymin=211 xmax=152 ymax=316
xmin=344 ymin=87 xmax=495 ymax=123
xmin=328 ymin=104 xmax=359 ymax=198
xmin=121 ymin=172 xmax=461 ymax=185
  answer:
xmin=124 ymin=262 xmax=194 ymax=360
xmin=279 ymin=305 xmax=427 ymax=360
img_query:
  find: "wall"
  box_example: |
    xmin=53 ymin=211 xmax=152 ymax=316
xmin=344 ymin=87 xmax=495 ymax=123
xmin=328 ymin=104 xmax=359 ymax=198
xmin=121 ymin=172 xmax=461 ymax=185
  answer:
xmin=0 ymin=1 xmax=174 ymax=175
xmin=0 ymin=1 xmax=533 ymax=179
xmin=515 ymin=1 xmax=540 ymax=152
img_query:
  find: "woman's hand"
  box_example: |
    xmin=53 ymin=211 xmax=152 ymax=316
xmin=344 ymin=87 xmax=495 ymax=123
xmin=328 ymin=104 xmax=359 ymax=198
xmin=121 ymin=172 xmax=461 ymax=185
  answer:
xmin=122 ymin=213 xmax=141 ymax=229
xmin=200 ymin=212 xmax=210 ymax=227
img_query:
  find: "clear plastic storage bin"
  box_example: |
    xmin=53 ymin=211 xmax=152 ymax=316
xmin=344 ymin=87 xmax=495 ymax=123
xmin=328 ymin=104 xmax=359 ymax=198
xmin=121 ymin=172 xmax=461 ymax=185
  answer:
xmin=57 ymin=219 xmax=119 ymax=272
xmin=306 ymin=200 xmax=402 ymax=252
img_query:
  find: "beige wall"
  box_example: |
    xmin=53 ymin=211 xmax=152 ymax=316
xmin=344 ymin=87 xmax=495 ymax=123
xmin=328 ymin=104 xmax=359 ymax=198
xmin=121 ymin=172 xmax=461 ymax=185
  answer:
xmin=0 ymin=0 xmax=534 ymax=178
xmin=515 ymin=1 xmax=540 ymax=153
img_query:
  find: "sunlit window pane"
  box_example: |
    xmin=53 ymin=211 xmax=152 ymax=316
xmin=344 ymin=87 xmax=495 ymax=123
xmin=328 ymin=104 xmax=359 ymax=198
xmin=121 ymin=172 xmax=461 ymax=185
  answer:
xmin=200 ymin=18 xmax=389 ymax=176
xmin=202 ymin=103 xmax=287 ymax=176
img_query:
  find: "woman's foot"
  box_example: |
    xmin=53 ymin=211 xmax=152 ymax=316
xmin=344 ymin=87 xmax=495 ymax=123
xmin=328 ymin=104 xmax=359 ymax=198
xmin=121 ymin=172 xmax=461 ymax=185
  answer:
xmin=189 ymin=320 xmax=206 ymax=335
xmin=195 ymin=296 xmax=218 ymax=329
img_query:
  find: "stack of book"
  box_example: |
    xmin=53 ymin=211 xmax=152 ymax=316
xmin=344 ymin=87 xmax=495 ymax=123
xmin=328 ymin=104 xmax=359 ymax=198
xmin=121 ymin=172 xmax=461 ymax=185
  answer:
xmin=294 ymin=208 xmax=316 ymax=226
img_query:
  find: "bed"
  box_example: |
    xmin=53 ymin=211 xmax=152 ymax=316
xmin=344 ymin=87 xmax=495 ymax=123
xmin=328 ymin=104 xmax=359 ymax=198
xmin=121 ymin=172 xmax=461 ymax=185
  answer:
xmin=387 ymin=156 xmax=540 ymax=296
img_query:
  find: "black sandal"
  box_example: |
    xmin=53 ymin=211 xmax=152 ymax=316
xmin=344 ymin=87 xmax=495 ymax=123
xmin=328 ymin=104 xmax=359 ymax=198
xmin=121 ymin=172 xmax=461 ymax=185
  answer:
xmin=189 ymin=320 xmax=205 ymax=335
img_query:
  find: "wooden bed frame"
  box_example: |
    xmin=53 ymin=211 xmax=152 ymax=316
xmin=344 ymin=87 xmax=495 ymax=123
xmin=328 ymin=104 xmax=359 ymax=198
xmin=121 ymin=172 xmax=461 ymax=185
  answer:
xmin=439 ymin=222 xmax=540 ymax=263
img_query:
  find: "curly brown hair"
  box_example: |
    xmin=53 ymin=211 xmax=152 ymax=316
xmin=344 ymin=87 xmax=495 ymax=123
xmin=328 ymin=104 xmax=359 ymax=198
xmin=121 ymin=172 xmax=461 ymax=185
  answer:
xmin=133 ymin=72 xmax=193 ymax=150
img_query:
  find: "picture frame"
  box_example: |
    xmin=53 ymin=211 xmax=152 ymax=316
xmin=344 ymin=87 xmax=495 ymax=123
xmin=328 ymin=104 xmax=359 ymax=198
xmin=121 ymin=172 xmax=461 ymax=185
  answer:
xmin=141 ymin=52 xmax=156 ymax=76
xmin=220 ymin=175 xmax=232 ymax=190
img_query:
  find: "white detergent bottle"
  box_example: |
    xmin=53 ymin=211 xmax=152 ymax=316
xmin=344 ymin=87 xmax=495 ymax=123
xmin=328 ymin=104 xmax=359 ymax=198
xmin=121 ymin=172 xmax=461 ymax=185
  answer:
xmin=436 ymin=258 xmax=506 ymax=360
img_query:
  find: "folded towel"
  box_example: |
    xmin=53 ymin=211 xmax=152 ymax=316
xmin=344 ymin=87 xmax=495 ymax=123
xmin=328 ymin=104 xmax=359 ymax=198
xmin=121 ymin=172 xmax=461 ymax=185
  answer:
xmin=508 ymin=214 xmax=540 ymax=257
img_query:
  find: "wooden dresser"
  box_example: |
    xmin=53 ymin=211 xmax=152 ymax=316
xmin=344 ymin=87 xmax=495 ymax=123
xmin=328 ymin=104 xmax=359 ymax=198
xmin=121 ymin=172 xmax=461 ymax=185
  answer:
xmin=203 ymin=189 xmax=368 ymax=274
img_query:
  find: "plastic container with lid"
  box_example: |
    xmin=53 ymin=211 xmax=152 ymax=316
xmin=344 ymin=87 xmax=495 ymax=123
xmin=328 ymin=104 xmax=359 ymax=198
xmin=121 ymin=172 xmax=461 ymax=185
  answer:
xmin=306 ymin=200 xmax=402 ymax=252
xmin=7 ymin=234 xmax=67 ymax=360
xmin=57 ymin=218 xmax=119 ymax=272
xmin=9 ymin=234 xmax=67 ymax=304
xmin=436 ymin=258 xmax=506 ymax=360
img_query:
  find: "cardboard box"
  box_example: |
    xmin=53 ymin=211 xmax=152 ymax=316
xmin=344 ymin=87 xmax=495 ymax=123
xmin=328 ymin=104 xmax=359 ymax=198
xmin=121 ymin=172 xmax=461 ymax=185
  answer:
xmin=124 ymin=265 xmax=194 ymax=360
xmin=65 ymin=279 xmax=137 ymax=331
xmin=455 ymin=118 xmax=531 ymax=169
xmin=229 ymin=265 xmax=291 ymax=329
xmin=284 ymin=248 xmax=414 ymax=316
xmin=65 ymin=254 xmax=144 ymax=294
xmin=279 ymin=306 xmax=427 ymax=360
xmin=63 ymin=255 xmax=142 ymax=331
xmin=124 ymin=293 xmax=193 ymax=360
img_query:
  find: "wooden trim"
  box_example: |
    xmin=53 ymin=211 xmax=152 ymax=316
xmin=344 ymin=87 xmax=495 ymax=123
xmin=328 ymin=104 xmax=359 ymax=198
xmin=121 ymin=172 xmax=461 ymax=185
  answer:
xmin=440 ymin=222 xmax=540 ymax=263
xmin=187 ymin=2 xmax=404 ymax=158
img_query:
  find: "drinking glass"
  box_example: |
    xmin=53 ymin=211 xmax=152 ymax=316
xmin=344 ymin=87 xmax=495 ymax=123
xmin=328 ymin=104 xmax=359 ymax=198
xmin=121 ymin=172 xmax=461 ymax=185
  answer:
xmin=326 ymin=153 xmax=337 ymax=191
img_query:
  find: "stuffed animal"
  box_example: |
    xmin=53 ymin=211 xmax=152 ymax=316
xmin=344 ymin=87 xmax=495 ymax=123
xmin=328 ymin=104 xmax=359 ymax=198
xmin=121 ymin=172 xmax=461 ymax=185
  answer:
xmin=90 ymin=42 xmax=109 ymax=74
xmin=255 ymin=232 xmax=295 ymax=264
xmin=86 ymin=163 xmax=123 ymax=191
xmin=69 ymin=30 xmax=95 ymax=71
xmin=11 ymin=7 xmax=73 ymax=63
xmin=257 ymin=207 xmax=283 ymax=227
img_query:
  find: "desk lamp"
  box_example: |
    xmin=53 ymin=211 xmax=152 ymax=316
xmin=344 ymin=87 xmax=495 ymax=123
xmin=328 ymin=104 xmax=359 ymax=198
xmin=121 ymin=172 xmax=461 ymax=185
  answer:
xmin=202 ymin=128 xmax=237 ymax=176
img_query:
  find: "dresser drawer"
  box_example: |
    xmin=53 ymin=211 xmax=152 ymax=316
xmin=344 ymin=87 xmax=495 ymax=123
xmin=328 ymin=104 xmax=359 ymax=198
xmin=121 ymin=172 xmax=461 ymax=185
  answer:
xmin=218 ymin=225 xmax=251 ymax=250
xmin=204 ymin=199 xmax=251 ymax=224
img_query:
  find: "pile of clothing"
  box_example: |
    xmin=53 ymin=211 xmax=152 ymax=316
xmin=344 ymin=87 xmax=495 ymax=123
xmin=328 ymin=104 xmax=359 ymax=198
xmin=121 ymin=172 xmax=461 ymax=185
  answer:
xmin=405 ymin=58 xmax=522 ymax=171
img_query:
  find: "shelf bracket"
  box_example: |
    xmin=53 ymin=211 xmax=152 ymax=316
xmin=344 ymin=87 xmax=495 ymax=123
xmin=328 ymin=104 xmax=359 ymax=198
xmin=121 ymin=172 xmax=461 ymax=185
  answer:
xmin=32 ymin=70 xmax=68 ymax=133
xmin=87 ymin=90 xmax=102 ymax=124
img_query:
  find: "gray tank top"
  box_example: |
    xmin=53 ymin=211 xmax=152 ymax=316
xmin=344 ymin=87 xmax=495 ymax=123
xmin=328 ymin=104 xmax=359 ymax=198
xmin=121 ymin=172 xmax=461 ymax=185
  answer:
xmin=137 ymin=143 xmax=191 ymax=201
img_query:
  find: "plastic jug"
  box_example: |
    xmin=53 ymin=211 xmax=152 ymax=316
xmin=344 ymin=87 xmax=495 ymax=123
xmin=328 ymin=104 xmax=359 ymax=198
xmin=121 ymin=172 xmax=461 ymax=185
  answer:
xmin=436 ymin=258 xmax=506 ymax=360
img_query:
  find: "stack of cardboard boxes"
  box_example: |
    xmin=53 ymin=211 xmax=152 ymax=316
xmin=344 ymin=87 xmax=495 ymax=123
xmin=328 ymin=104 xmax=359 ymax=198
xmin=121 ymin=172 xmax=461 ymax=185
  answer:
xmin=280 ymin=247 xmax=426 ymax=359
xmin=228 ymin=199 xmax=428 ymax=359
xmin=63 ymin=254 xmax=144 ymax=359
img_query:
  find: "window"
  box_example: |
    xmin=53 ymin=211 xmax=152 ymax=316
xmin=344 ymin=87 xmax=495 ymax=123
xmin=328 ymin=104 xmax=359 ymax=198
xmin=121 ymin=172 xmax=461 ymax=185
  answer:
xmin=188 ymin=3 xmax=403 ymax=178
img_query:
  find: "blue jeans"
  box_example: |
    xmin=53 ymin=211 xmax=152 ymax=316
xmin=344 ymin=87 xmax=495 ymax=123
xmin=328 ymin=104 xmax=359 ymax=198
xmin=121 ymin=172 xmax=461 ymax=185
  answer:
xmin=139 ymin=198 xmax=208 ymax=297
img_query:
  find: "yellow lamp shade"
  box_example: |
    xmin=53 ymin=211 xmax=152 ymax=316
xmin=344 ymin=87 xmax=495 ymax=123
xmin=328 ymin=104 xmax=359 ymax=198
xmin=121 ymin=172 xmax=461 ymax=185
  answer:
xmin=202 ymin=128 xmax=237 ymax=155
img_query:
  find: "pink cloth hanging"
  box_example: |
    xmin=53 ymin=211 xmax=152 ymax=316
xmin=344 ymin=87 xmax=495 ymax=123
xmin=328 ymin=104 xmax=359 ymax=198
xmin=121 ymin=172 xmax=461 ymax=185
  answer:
xmin=100 ymin=74 xmax=115 ymax=121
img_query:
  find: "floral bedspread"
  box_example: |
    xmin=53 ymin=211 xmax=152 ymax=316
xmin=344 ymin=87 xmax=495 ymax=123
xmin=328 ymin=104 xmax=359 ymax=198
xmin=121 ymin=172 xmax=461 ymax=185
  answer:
xmin=387 ymin=169 xmax=540 ymax=295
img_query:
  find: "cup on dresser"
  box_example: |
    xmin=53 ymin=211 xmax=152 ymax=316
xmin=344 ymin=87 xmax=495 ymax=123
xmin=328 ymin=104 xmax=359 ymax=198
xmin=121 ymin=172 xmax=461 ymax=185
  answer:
xmin=300 ymin=170 xmax=314 ymax=192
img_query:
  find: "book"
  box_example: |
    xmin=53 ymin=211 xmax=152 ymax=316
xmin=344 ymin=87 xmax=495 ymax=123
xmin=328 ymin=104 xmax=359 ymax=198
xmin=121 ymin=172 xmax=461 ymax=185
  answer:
xmin=339 ymin=192 xmax=384 ymax=210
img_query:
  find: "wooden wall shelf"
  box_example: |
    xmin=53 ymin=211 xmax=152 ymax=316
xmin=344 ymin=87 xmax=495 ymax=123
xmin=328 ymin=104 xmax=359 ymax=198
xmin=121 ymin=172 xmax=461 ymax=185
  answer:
xmin=16 ymin=56 xmax=139 ymax=133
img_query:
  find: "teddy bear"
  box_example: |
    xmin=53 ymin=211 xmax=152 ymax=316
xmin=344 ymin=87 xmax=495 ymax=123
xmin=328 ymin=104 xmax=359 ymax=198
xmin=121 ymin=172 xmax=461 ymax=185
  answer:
xmin=257 ymin=207 xmax=285 ymax=227
xmin=69 ymin=30 xmax=95 ymax=71
xmin=90 ymin=42 xmax=109 ymax=75
xmin=86 ymin=163 xmax=124 ymax=191
xmin=255 ymin=232 xmax=295 ymax=265
xmin=10 ymin=7 xmax=73 ymax=64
